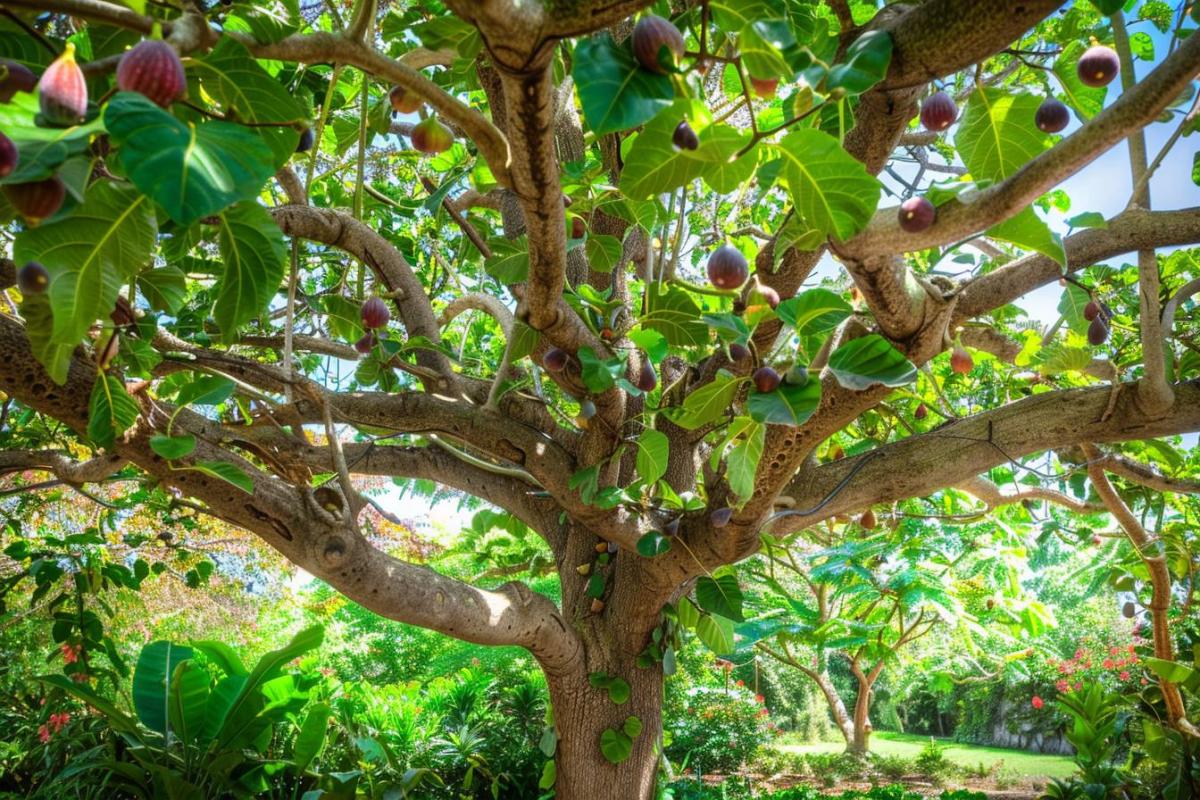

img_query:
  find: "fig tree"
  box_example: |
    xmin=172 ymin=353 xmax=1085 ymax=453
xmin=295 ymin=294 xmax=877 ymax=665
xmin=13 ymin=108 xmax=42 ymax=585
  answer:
xmin=38 ymin=43 xmax=87 ymax=126
xmin=753 ymin=366 xmax=781 ymax=393
xmin=117 ymin=39 xmax=186 ymax=108
xmin=919 ymin=91 xmax=957 ymax=132
xmin=1077 ymin=44 xmax=1119 ymax=88
xmin=0 ymin=131 xmax=16 ymax=178
xmin=672 ymin=120 xmax=699 ymax=151
xmin=631 ymin=14 xmax=684 ymax=75
xmin=1035 ymin=97 xmax=1070 ymax=133
xmin=389 ymin=85 xmax=422 ymax=114
xmin=706 ymin=244 xmax=748 ymax=290
xmin=17 ymin=261 xmax=49 ymax=294
xmin=361 ymin=296 xmax=390 ymax=329
xmin=410 ymin=117 xmax=453 ymax=155
xmin=898 ymin=196 xmax=936 ymax=233
xmin=3 ymin=176 xmax=66 ymax=225
xmin=0 ymin=60 xmax=36 ymax=103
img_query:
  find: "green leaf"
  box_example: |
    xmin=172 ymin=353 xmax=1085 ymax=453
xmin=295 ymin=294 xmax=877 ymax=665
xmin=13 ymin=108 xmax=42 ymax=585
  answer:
xmin=13 ymin=181 xmax=156 ymax=351
xmin=167 ymin=660 xmax=211 ymax=750
xmin=293 ymin=702 xmax=332 ymax=773
xmin=827 ymin=334 xmax=917 ymax=390
xmin=484 ymin=236 xmax=529 ymax=283
xmin=826 ymin=30 xmax=892 ymax=95
xmin=696 ymin=574 xmax=745 ymax=622
xmin=622 ymin=715 xmax=642 ymax=738
xmin=187 ymin=460 xmax=254 ymax=494
xmin=585 ymin=234 xmax=623 ymax=273
xmin=988 ymin=206 xmax=1066 ymax=267
xmin=573 ymin=34 xmax=675 ymax=136
xmin=133 ymin=641 xmax=195 ymax=737
xmin=628 ymin=328 xmax=668 ymax=362
xmin=1066 ymin=211 xmax=1108 ymax=230
xmin=215 ymin=203 xmax=287 ymax=336
xmin=599 ymin=728 xmax=633 ymax=764
xmin=727 ymin=421 xmax=764 ymax=502
xmin=138 ymin=266 xmax=188 ymax=314
xmin=636 ymin=532 xmax=672 ymax=558
xmin=88 ymin=372 xmax=140 ymax=451
xmin=775 ymin=129 xmax=881 ymax=242
xmin=620 ymin=102 xmax=708 ymax=200
xmin=578 ymin=346 xmax=625 ymax=393
xmin=607 ymin=678 xmax=631 ymax=705
xmin=586 ymin=573 xmax=606 ymax=599
xmin=105 ymin=93 xmax=275 ymax=225
xmin=1144 ymin=657 xmax=1195 ymax=684
xmin=20 ymin=294 xmax=75 ymax=385
xmin=956 ymin=89 xmax=1052 ymax=182
xmin=539 ymin=759 xmax=556 ymax=790
xmin=642 ymin=284 xmax=708 ymax=347
xmin=739 ymin=20 xmax=793 ymax=80
xmin=150 ymin=434 xmax=197 ymax=460
xmin=636 ymin=429 xmax=670 ymax=485
xmin=747 ymin=379 xmax=821 ymax=426
xmin=695 ymin=613 xmax=735 ymax=655
xmin=775 ymin=289 xmax=852 ymax=336
xmin=667 ymin=371 xmax=740 ymax=430
xmin=1088 ymin=0 xmax=1123 ymax=13
xmin=175 ymin=375 xmax=236 ymax=407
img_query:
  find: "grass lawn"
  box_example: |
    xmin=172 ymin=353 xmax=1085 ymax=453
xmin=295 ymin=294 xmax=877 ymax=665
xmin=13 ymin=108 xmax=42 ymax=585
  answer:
xmin=778 ymin=731 xmax=1077 ymax=780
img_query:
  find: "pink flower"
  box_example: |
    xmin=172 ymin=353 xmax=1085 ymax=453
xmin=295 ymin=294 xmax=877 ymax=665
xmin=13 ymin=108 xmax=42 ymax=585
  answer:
xmin=38 ymin=724 xmax=51 ymax=743
xmin=1056 ymin=680 xmax=1070 ymax=693
xmin=1119 ymin=671 xmax=1130 ymax=681
xmin=755 ymin=694 xmax=764 ymax=704
xmin=1031 ymin=696 xmax=1045 ymax=709
xmin=1103 ymin=659 xmax=1115 ymax=669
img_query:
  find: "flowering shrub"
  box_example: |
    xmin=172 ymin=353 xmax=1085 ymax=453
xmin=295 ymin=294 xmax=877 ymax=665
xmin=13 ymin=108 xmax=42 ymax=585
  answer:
xmin=1045 ymin=639 xmax=1142 ymax=697
xmin=666 ymin=684 xmax=775 ymax=774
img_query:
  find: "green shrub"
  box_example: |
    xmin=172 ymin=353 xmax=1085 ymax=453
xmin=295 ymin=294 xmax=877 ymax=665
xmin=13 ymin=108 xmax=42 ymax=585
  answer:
xmin=667 ymin=685 xmax=774 ymax=775
xmin=871 ymin=752 xmax=914 ymax=781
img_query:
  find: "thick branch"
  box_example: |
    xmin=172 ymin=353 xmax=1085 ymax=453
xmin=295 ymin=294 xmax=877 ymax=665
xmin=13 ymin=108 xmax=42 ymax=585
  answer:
xmin=958 ymin=475 xmax=1104 ymax=514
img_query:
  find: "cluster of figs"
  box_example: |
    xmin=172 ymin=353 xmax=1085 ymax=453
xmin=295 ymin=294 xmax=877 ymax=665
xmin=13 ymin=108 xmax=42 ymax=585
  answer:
xmin=899 ymin=42 xmax=1119 ymax=235
xmin=1 ymin=39 xmax=187 ymax=227
xmin=389 ymin=85 xmax=453 ymax=155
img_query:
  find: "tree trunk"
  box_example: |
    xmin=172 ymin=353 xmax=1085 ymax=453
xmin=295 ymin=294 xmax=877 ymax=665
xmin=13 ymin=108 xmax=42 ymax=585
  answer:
xmin=547 ymin=652 xmax=664 ymax=800
xmin=808 ymin=668 xmax=856 ymax=749
xmin=850 ymin=673 xmax=874 ymax=755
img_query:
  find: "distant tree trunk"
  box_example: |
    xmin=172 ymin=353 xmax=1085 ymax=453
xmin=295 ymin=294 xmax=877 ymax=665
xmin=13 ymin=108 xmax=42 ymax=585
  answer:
xmin=848 ymin=661 xmax=883 ymax=755
xmin=806 ymin=668 xmax=856 ymax=748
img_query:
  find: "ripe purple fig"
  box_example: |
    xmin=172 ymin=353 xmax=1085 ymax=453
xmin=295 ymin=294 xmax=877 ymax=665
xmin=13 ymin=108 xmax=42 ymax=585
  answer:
xmin=1035 ymin=97 xmax=1070 ymax=134
xmin=3 ymin=176 xmax=66 ymax=225
xmin=1077 ymin=44 xmax=1119 ymax=88
xmin=631 ymin=14 xmax=684 ymax=75
xmin=0 ymin=60 xmax=36 ymax=103
xmin=914 ymin=402 xmax=928 ymax=420
xmin=410 ymin=117 xmax=453 ymax=155
xmin=295 ymin=127 xmax=314 ymax=153
xmin=673 ymin=119 xmax=699 ymax=151
xmin=749 ymin=76 xmax=779 ymax=98
xmin=17 ymin=261 xmax=49 ymax=294
xmin=1087 ymin=316 xmax=1109 ymax=346
xmin=361 ymin=296 xmax=390 ymax=329
xmin=38 ymin=43 xmax=88 ymax=126
xmin=707 ymin=244 xmax=748 ymax=290
xmin=389 ymin=85 xmax=422 ymax=114
xmin=753 ymin=366 xmax=781 ymax=393
xmin=709 ymin=507 xmax=733 ymax=528
xmin=1083 ymin=300 xmax=1100 ymax=321
xmin=919 ymin=90 xmax=957 ymax=132
xmin=354 ymin=332 xmax=377 ymax=354
xmin=117 ymin=40 xmax=186 ymax=108
xmin=898 ymin=197 xmax=936 ymax=233
xmin=950 ymin=345 xmax=973 ymax=375
xmin=0 ymin=131 xmax=17 ymax=178
xmin=728 ymin=342 xmax=750 ymax=363
xmin=636 ymin=360 xmax=657 ymax=392
xmin=542 ymin=347 xmax=569 ymax=372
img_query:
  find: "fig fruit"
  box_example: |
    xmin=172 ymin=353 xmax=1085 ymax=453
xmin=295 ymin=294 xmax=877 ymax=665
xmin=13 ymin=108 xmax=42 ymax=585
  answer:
xmin=919 ymin=90 xmax=957 ymax=132
xmin=389 ymin=85 xmax=422 ymax=114
xmin=898 ymin=196 xmax=936 ymax=233
xmin=860 ymin=509 xmax=877 ymax=529
xmin=753 ymin=366 xmax=781 ymax=393
xmin=1077 ymin=44 xmax=1119 ymax=88
xmin=785 ymin=365 xmax=808 ymax=386
xmin=673 ymin=119 xmax=699 ymax=151
xmin=950 ymin=345 xmax=973 ymax=375
xmin=1083 ymin=300 xmax=1100 ymax=321
xmin=1035 ymin=97 xmax=1070 ymax=134
xmin=0 ymin=60 xmax=36 ymax=103
xmin=831 ymin=445 xmax=845 ymax=460
xmin=986 ymin=598 xmax=995 ymax=611
xmin=636 ymin=360 xmax=657 ymax=392
xmin=1087 ymin=316 xmax=1109 ymax=346
xmin=579 ymin=398 xmax=597 ymax=419
xmin=354 ymin=331 xmax=376 ymax=354
xmin=296 ymin=127 xmax=314 ymax=153
xmin=754 ymin=283 xmax=781 ymax=309
xmin=590 ymin=597 xmax=605 ymax=613
xmin=117 ymin=39 xmax=186 ymax=108
xmin=0 ymin=131 xmax=17 ymax=178
xmin=728 ymin=342 xmax=751 ymax=363
xmin=17 ymin=261 xmax=49 ymax=294
xmin=1122 ymin=601 xmax=1135 ymax=619
xmin=710 ymin=507 xmax=733 ymax=528
xmin=1092 ymin=535 xmax=1103 ymax=546
xmin=749 ymin=76 xmax=779 ymax=98
xmin=38 ymin=43 xmax=87 ymax=126
xmin=707 ymin=244 xmax=748 ymax=290
xmin=914 ymin=402 xmax=928 ymax=420
xmin=631 ymin=14 xmax=684 ymax=75
xmin=410 ymin=116 xmax=453 ymax=155
xmin=570 ymin=216 xmax=586 ymax=239
xmin=110 ymin=295 xmax=136 ymax=327
xmin=542 ymin=347 xmax=569 ymax=372
xmin=361 ymin=296 xmax=390 ymax=329
xmin=3 ymin=176 xmax=66 ymax=225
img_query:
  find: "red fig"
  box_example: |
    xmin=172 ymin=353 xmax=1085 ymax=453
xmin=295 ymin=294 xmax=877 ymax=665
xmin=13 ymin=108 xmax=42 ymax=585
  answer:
xmin=753 ymin=366 xmax=781 ymax=393
xmin=728 ymin=342 xmax=751 ymax=363
xmin=710 ymin=507 xmax=733 ymax=528
xmin=38 ymin=43 xmax=88 ymax=126
xmin=860 ymin=509 xmax=877 ymax=529
xmin=636 ymin=360 xmax=657 ymax=392
xmin=673 ymin=119 xmax=699 ymax=151
xmin=0 ymin=60 xmax=36 ymax=103
xmin=17 ymin=261 xmax=49 ymax=294
xmin=707 ymin=244 xmax=748 ymax=290
xmin=117 ymin=40 xmax=186 ymax=108
xmin=542 ymin=348 xmax=569 ymax=372
xmin=914 ymin=402 xmax=928 ymax=420
xmin=1087 ymin=316 xmax=1109 ymax=346
xmin=1077 ymin=45 xmax=1119 ymax=88
xmin=410 ymin=117 xmax=453 ymax=154
xmin=1035 ymin=97 xmax=1070 ymax=134
xmin=749 ymin=76 xmax=779 ymax=98
xmin=354 ymin=331 xmax=376 ymax=354
xmin=389 ymin=85 xmax=422 ymax=114
xmin=898 ymin=197 xmax=936 ymax=233
xmin=631 ymin=15 xmax=684 ymax=75
xmin=950 ymin=345 xmax=973 ymax=375
xmin=570 ymin=216 xmax=586 ymax=239
xmin=0 ymin=131 xmax=17 ymax=178
xmin=3 ymin=176 xmax=66 ymax=225
xmin=920 ymin=91 xmax=957 ymax=132
xmin=361 ymin=296 xmax=390 ymax=329
xmin=1083 ymin=300 xmax=1100 ymax=321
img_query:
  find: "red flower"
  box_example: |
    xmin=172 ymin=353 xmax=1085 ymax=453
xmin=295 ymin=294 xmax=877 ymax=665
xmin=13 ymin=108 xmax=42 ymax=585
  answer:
xmin=1119 ymin=671 xmax=1130 ymax=681
xmin=1056 ymin=680 xmax=1070 ymax=693
xmin=38 ymin=724 xmax=51 ymax=743
xmin=1103 ymin=659 xmax=1115 ymax=669
xmin=1031 ymin=696 xmax=1045 ymax=709
xmin=755 ymin=694 xmax=765 ymax=704
xmin=735 ymin=679 xmax=744 ymax=687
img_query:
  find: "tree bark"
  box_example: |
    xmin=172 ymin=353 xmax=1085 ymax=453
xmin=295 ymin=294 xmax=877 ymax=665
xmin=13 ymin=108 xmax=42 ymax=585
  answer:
xmin=809 ymin=669 xmax=856 ymax=749
xmin=850 ymin=673 xmax=874 ymax=755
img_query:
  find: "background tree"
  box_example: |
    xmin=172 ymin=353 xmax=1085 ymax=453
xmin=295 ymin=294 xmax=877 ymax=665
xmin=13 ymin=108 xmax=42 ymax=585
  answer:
xmin=0 ymin=0 xmax=1198 ymax=798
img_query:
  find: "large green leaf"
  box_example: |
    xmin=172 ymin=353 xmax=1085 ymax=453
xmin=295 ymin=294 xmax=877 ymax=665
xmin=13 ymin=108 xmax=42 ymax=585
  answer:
xmin=87 ymin=372 xmax=140 ymax=450
xmin=636 ymin=429 xmax=669 ymax=486
xmin=133 ymin=641 xmax=195 ymax=737
xmin=956 ymin=89 xmax=1052 ymax=182
xmin=747 ymin=378 xmax=821 ymax=426
xmin=988 ymin=205 xmax=1066 ymax=267
xmin=13 ymin=181 xmax=156 ymax=354
xmin=775 ymin=129 xmax=881 ymax=242
xmin=292 ymin=702 xmax=332 ymax=774
xmin=668 ymin=371 xmax=740 ymax=430
xmin=137 ymin=266 xmax=188 ymax=314
xmin=695 ymin=613 xmax=736 ymax=654
xmin=167 ymin=660 xmax=211 ymax=749
xmin=642 ymin=284 xmax=708 ymax=347
xmin=214 ymin=202 xmax=287 ymax=336
xmin=696 ymin=573 xmax=745 ymax=622
xmin=599 ymin=727 xmax=634 ymax=764
xmin=775 ymin=289 xmax=852 ymax=335
xmin=726 ymin=421 xmax=764 ymax=502
xmin=827 ymin=334 xmax=917 ymax=390
xmin=826 ymin=30 xmax=893 ymax=96
xmin=19 ymin=294 xmax=75 ymax=385
xmin=105 ymin=93 xmax=275 ymax=225
xmin=620 ymin=102 xmax=709 ymax=200
xmin=573 ymin=34 xmax=675 ymax=136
